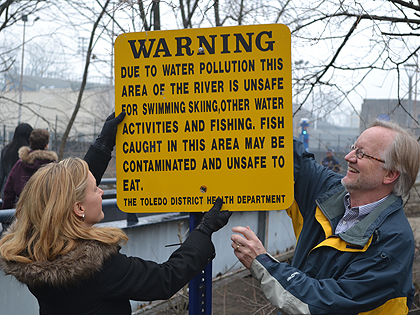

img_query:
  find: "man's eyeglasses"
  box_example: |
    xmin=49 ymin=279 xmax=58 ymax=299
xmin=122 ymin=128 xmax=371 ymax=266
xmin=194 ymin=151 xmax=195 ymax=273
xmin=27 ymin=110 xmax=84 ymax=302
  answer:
xmin=350 ymin=144 xmax=385 ymax=163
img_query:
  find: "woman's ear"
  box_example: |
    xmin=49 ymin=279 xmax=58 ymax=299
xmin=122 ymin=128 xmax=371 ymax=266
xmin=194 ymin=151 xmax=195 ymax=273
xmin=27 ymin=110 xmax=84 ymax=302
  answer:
xmin=73 ymin=202 xmax=84 ymax=219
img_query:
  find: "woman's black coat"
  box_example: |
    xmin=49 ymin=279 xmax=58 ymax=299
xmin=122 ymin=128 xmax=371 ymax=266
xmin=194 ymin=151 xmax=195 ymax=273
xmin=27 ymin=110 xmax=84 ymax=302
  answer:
xmin=0 ymin=145 xmax=215 ymax=315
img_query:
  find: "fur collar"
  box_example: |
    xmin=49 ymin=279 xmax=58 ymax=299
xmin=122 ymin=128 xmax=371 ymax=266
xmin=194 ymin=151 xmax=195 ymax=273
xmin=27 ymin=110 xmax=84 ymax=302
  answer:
xmin=0 ymin=235 xmax=119 ymax=287
xmin=18 ymin=146 xmax=58 ymax=164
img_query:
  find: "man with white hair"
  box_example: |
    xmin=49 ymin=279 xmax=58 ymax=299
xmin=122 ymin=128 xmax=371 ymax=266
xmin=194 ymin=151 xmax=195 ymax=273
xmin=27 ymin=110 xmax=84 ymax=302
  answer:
xmin=232 ymin=119 xmax=420 ymax=314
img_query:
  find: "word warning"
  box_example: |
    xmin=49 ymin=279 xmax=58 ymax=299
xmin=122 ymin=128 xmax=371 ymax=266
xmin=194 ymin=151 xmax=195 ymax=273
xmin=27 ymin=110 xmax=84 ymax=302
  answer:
xmin=115 ymin=24 xmax=293 ymax=213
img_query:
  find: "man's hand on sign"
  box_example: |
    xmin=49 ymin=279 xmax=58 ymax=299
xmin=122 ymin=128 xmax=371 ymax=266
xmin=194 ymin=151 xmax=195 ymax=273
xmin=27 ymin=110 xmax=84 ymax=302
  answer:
xmin=231 ymin=226 xmax=267 ymax=269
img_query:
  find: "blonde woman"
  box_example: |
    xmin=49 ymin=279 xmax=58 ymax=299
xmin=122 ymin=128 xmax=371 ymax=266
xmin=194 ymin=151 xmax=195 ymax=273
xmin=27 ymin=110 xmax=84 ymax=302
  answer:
xmin=0 ymin=114 xmax=231 ymax=315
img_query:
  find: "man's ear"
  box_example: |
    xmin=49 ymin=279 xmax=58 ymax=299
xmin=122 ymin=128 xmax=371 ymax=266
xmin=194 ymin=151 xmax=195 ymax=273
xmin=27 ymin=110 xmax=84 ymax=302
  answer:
xmin=73 ymin=202 xmax=84 ymax=219
xmin=384 ymin=170 xmax=400 ymax=185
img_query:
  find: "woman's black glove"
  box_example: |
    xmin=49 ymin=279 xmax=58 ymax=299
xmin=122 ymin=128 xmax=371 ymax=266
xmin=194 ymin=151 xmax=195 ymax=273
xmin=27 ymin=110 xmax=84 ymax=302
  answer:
xmin=196 ymin=197 xmax=232 ymax=237
xmin=93 ymin=111 xmax=126 ymax=154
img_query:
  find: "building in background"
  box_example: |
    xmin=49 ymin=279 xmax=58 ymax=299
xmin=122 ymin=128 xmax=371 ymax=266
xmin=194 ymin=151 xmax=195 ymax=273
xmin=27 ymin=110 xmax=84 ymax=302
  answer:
xmin=359 ymin=99 xmax=417 ymax=135
xmin=0 ymin=73 xmax=113 ymax=153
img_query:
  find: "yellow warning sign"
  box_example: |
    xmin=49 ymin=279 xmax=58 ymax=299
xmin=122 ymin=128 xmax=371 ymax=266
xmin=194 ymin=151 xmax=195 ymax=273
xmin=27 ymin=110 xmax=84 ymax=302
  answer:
xmin=115 ymin=24 xmax=293 ymax=212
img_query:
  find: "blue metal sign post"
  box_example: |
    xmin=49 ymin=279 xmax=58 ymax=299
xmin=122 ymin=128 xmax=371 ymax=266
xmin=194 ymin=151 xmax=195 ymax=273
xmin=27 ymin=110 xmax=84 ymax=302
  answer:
xmin=189 ymin=212 xmax=212 ymax=315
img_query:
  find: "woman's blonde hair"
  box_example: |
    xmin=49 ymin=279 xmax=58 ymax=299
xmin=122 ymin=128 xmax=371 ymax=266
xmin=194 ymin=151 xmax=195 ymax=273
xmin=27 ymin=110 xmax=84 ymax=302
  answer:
xmin=0 ymin=157 xmax=127 ymax=263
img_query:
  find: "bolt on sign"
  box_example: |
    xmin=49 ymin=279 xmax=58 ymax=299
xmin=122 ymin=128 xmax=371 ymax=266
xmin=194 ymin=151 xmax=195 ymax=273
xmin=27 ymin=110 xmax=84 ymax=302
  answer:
xmin=115 ymin=24 xmax=293 ymax=213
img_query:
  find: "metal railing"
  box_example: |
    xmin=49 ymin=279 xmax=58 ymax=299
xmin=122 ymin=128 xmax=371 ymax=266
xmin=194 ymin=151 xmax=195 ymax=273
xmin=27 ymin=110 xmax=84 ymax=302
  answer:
xmin=0 ymin=209 xmax=14 ymax=223
xmin=0 ymin=199 xmax=126 ymax=224
xmin=0 ymin=178 xmax=126 ymax=225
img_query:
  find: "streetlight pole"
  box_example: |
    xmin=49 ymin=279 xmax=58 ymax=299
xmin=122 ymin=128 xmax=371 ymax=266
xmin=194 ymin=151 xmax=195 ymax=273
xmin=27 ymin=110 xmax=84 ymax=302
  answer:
xmin=405 ymin=63 xmax=417 ymax=130
xmin=18 ymin=15 xmax=40 ymax=125
xmin=18 ymin=14 xmax=28 ymax=125
xmin=408 ymin=72 xmax=413 ymax=129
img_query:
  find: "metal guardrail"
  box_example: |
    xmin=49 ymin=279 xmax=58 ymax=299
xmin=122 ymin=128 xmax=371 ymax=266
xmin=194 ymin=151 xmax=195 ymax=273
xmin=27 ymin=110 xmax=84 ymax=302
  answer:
xmin=0 ymin=209 xmax=15 ymax=224
xmin=0 ymin=178 xmax=120 ymax=224
xmin=0 ymin=199 xmax=123 ymax=224
xmin=100 ymin=178 xmax=117 ymax=186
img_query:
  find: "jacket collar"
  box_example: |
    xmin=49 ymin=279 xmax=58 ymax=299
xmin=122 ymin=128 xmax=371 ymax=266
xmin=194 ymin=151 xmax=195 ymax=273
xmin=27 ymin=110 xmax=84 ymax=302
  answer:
xmin=18 ymin=146 xmax=58 ymax=164
xmin=317 ymin=187 xmax=401 ymax=247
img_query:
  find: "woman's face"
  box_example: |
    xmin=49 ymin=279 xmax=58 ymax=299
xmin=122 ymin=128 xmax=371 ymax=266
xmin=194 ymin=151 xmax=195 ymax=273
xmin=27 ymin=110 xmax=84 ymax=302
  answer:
xmin=79 ymin=172 xmax=104 ymax=226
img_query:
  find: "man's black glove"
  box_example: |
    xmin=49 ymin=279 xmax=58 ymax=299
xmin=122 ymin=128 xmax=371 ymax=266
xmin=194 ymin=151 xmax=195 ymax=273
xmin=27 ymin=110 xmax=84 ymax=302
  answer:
xmin=93 ymin=111 xmax=126 ymax=155
xmin=196 ymin=197 xmax=232 ymax=237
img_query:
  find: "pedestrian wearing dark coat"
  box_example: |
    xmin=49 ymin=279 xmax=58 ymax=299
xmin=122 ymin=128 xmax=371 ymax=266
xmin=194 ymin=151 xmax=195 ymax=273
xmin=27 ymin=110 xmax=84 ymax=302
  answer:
xmin=2 ymin=129 xmax=57 ymax=209
xmin=0 ymin=123 xmax=33 ymax=197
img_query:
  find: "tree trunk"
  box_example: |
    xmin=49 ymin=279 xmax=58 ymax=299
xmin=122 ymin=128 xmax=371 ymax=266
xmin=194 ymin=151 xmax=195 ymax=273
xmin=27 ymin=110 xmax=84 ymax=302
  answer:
xmin=58 ymin=0 xmax=111 ymax=160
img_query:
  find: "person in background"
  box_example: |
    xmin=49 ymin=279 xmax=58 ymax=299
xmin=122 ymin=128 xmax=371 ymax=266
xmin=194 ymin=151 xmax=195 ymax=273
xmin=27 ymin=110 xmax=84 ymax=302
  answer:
xmin=0 ymin=123 xmax=33 ymax=198
xmin=0 ymin=112 xmax=232 ymax=315
xmin=231 ymin=119 xmax=419 ymax=315
xmin=322 ymin=149 xmax=340 ymax=173
xmin=2 ymin=129 xmax=57 ymax=210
